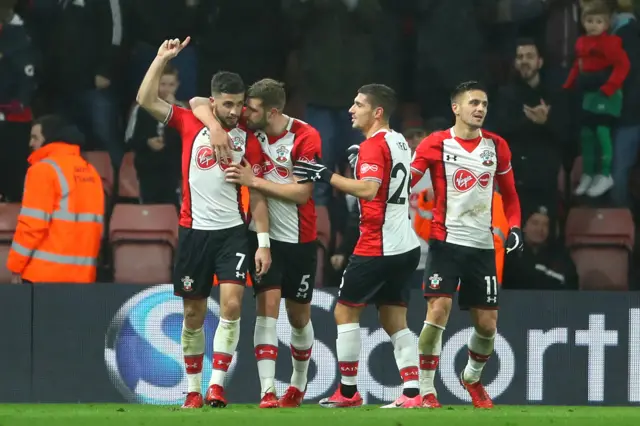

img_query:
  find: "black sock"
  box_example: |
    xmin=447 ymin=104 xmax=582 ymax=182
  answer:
xmin=340 ymin=383 xmax=357 ymax=398
xmin=403 ymin=387 xmax=419 ymax=398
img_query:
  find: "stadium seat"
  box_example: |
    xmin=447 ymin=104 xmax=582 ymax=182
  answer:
xmin=109 ymin=204 xmax=178 ymax=284
xmin=565 ymin=208 xmax=634 ymax=290
xmin=571 ymin=248 xmax=629 ymax=291
xmin=0 ymin=203 xmax=20 ymax=283
xmin=118 ymin=152 xmax=140 ymax=199
xmin=83 ymin=151 xmax=114 ymax=196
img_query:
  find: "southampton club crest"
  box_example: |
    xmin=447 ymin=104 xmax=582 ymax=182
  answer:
xmin=231 ymin=136 xmax=244 ymax=152
xmin=480 ymin=150 xmax=495 ymax=167
xmin=428 ymin=274 xmax=442 ymax=290
xmin=275 ymin=145 xmax=289 ymax=163
xmin=181 ymin=276 xmax=194 ymax=292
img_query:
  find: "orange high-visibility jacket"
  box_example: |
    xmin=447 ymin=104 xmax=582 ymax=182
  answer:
xmin=214 ymin=186 xmax=253 ymax=286
xmin=7 ymin=142 xmax=104 ymax=283
xmin=414 ymin=190 xmax=509 ymax=283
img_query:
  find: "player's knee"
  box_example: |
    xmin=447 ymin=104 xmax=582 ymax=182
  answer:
xmin=286 ymin=302 xmax=310 ymax=329
xmin=256 ymin=290 xmax=280 ymax=318
xmin=221 ymin=297 xmax=242 ymax=320
xmin=426 ymin=297 xmax=452 ymax=326
xmin=334 ymin=302 xmax=361 ymax=325
xmin=183 ymin=299 xmax=207 ymax=328
xmin=474 ymin=319 xmax=497 ymax=337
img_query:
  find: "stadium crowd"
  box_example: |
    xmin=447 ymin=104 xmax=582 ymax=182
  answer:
xmin=0 ymin=0 xmax=638 ymax=290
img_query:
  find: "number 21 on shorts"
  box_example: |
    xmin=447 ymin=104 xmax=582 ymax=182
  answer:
xmin=484 ymin=275 xmax=497 ymax=303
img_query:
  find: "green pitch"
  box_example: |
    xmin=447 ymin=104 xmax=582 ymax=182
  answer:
xmin=1 ymin=404 xmax=639 ymax=426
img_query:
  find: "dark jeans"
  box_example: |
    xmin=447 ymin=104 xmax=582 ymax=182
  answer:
xmin=0 ymin=121 xmax=30 ymax=202
xmin=304 ymin=105 xmax=364 ymax=206
xmin=612 ymin=125 xmax=640 ymax=207
xmin=55 ymin=89 xmax=124 ymax=168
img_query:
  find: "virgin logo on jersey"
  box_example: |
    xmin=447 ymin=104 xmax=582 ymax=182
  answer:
xmin=453 ymin=168 xmax=491 ymax=192
xmin=360 ymin=163 xmax=379 ymax=174
xmin=195 ymin=146 xmax=231 ymax=171
xmin=263 ymin=158 xmax=290 ymax=178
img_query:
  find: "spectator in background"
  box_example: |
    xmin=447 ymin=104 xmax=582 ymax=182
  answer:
xmin=0 ymin=0 xmax=37 ymax=202
xmin=488 ymin=39 xmax=573 ymax=229
xmin=563 ymin=3 xmax=630 ymax=198
xmin=7 ymin=115 xmax=104 ymax=284
xmin=282 ymin=0 xmax=382 ymax=207
xmin=125 ymin=0 xmax=198 ymax=102
xmin=125 ymin=63 xmax=181 ymax=208
xmin=610 ymin=0 xmax=640 ymax=207
xmin=43 ymin=0 xmax=125 ymax=168
xmin=503 ymin=205 xmax=578 ymax=290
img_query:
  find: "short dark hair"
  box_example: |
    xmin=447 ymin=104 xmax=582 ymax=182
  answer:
xmin=357 ymin=84 xmax=397 ymax=121
xmin=515 ymin=38 xmax=542 ymax=55
xmin=33 ymin=114 xmax=85 ymax=146
xmin=210 ymin=71 xmax=245 ymax=96
xmin=450 ymin=81 xmax=487 ymax=103
xmin=162 ymin=62 xmax=178 ymax=77
xmin=247 ymin=78 xmax=286 ymax=110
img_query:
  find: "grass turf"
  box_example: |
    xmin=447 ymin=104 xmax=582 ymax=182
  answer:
xmin=1 ymin=404 xmax=640 ymax=426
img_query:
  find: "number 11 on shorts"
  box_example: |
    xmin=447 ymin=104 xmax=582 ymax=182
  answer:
xmin=484 ymin=275 xmax=497 ymax=301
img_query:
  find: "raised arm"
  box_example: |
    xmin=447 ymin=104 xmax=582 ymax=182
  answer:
xmin=136 ymin=37 xmax=190 ymax=121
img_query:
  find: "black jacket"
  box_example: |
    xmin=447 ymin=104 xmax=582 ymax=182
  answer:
xmin=487 ymin=78 xmax=577 ymax=192
xmin=503 ymin=243 xmax=578 ymax=290
xmin=124 ymin=0 xmax=197 ymax=47
xmin=0 ymin=14 xmax=37 ymax=109
xmin=125 ymin=104 xmax=180 ymax=177
xmin=45 ymin=0 xmax=123 ymax=93
xmin=612 ymin=13 xmax=640 ymax=126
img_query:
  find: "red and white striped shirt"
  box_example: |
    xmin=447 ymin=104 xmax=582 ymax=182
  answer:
xmin=166 ymin=105 xmax=263 ymax=230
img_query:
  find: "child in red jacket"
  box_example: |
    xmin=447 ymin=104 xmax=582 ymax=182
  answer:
xmin=563 ymin=4 xmax=630 ymax=197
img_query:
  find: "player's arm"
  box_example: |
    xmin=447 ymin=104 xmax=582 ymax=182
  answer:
xmin=495 ymin=138 xmax=523 ymax=253
xmin=7 ymin=164 xmax=56 ymax=275
xmin=189 ymin=96 xmax=235 ymax=160
xmin=136 ymin=38 xmax=190 ymax=122
xmin=328 ymin=174 xmax=380 ymax=201
xmin=410 ymin=135 xmax=435 ymax=187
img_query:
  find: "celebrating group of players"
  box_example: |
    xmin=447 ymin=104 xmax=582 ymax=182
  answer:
xmin=136 ymin=37 xmax=524 ymax=410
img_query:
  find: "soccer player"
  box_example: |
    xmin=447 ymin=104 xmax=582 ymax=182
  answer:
xmin=409 ymin=81 xmax=523 ymax=409
xmin=190 ymin=78 xmax=320 ymax=408
xmin=136 ymin=38 xmax=272 ymax=409
xmin=293 ymin=84 xmax=422 ymax=409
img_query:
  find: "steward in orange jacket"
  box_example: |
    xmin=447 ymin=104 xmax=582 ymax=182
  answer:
xmin=7 ymin=116 xmax=104 ymax=283
xmin=414 ymin=189 xmax=509 ymax=284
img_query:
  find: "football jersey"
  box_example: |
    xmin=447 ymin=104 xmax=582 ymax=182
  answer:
xmin=410 ymin=127 xmax=512 ymax=249
xmin=354 ymin=129 xmax=420 ymax=256
xmin=248 ymin=117 xmax=320 ymax=243
xmin=165 ymin=105 xmax=263 ymax=230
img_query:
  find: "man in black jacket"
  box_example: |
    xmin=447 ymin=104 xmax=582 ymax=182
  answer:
xmin=125 ymin=62 xmax=180 ymax=207
xmin=43 ymin=0 xmax=124 ymax=167
xmin=487 ymin=38 xmax=577 ymax=226
xmin=0 ymin=2 xmax=37 ymax=201
xmin=503 ymin=204 xmax=578 ymax=290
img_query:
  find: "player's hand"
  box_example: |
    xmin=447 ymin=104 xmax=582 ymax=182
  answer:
xmin=210 ymin=124 xmax=233 ymax=165
xmin=225 ymin=159 xmax=256 ymax=186
xmin=293 ymin=155 xmax=333 ymax=183
xmin=346 ymin=144 xmax=360 ymax=169
xmin=157 ymin=37 xmax=191 ymax=60
xmin=505 ymin=227 xmax=524 ymax=255
xmin=254 ymin=247 xmax=272 ymax=277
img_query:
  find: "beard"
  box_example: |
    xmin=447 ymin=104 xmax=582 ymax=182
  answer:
xmin=214 ymin=108 xmax=238 ymax=129
xmin=246 ymin=114 xmax=268 ymax=131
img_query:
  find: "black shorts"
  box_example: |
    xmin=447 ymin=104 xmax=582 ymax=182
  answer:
xmin=247 ymin=231 xmax=317 ymax=304
xmin=423 ymin=239 xmax=498 ymax=310
xmin=338 ymin=247 xmax=420 ymax=307
xmin=173 ymin=225 xmax=249 ymax=299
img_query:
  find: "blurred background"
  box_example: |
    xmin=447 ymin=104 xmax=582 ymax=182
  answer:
xmin=0 ymin=0 xmax=638 ymax=292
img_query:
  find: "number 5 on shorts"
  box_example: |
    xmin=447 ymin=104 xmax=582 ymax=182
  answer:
xmin=297 ymin=274 xmax=310 ymax=298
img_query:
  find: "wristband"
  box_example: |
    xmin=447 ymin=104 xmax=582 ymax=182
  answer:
xmin=257 ymin=232 xmax=270 ymax=248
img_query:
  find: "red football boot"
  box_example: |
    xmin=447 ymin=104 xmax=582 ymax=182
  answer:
xmin=259 ymin=392 xmax=279 ymax=408
xmin=319 ymin=387 xmax=363 ymax=408
xmin=460 ymin=373 xmax=493 ymax=409
xmin=182 ymin=392 xmax=204 ymax=408
xmin=278 ymin=386 xmax=305 ymax=408
xmin=422 ymin=393 xmax=442 ymax=408
xmin=205 ymin=384 xmax=227 ymax=408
